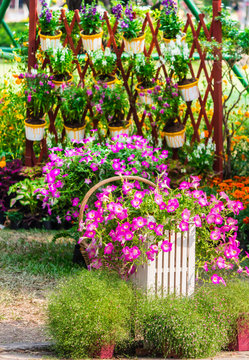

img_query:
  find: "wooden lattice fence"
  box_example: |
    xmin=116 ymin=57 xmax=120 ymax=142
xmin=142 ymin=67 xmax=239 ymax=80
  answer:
xmin=27 ymin=0 xmax=223 ymax=174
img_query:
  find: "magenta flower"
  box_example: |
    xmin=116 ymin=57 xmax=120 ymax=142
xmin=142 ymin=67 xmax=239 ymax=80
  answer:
xmin=181 ymin=209 xmax=191 ymax=221
xmin=166 ymin=198 xmax=179 ymax=212
xmin=193 ymin=214 xmax=202 ymax=227
xmin=104 ymin=242 xmax=114 ymax=255
xmin=149 ymin=244 xmax=158 ymax=253
xmin=155 ymin=224 xmax=164 ymax=236
xmin=131 ymin=198 xmax=142 ymax=208
xmin=130 ymin=246 xmax=141 ymax=260
xmin=161 ymin=240 xmax=172 ymax=252
xmin=210 ymin=229 xmax=221 ymax=241
xmin=179 ymin=221 xmax=189 ymax=232
xmin=216 ymin=256 xmax=226 ymax=269
xmin=146 ymin=251 xmax=155 ymax=261
xmin=72 ymin=197 xmax=80 ymax=207
xmin=203 ymin=262 xmax=208 ymax=272
xmin=90 ymin=163 xmax=98 ymax=171
xmin=211 ymin=274 xmax=226 ymax=286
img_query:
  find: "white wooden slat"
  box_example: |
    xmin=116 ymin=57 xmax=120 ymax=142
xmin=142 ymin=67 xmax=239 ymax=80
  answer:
xmin=163 ymin=232 xmax=169 ymax=294
xmin=181 ymin=230 xmax=188 ymax=295
xmin=175 ymin=231 xmax=182 ymax=296
xmin=187 ymin=224 xmax=196 ymax=296
xmin=157 ymin=242 xmax=163 ymax=296
xmin=147 ymin=254 xmax=156 ymax=293
xmin=169 ymin=231 xmax=175 ymax=294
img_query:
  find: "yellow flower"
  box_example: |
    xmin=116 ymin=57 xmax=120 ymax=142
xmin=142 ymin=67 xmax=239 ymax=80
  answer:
xmin=4 ymin=80 xmax=8 ymax=86
xmin=0 ymin=160 xmax=6 ymax=168
xmin=242 ymin=65 xmax=248 ymax=70
xmin=235 ymin=121 xmax=241 ymax=126
xmin=14 ymin=56 xmax=21 ymax=62
xmin=223 ymin=79 xmax=228 ymax=85
xmin=238 ymin=108 xmax=242 ymax=115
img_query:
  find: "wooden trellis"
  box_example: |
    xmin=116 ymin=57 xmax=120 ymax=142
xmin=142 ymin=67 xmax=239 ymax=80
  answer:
xmin=27 ymin=0 xmax=223 ymax=174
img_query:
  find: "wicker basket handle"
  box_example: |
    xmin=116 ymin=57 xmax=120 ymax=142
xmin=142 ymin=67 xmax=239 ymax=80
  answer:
xmin=78 ymin=175 xmax=157 ymax=225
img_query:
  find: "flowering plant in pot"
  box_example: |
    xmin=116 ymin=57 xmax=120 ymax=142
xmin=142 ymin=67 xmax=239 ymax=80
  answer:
xmin=159 ymin=0 xmax=184 ymax=42
xmin=18 ymin=70 xmax=56 ymax=141
xmin=117 ymin=4 xmax=145 ymax=54
xmin=47 ymin=47 xmax=75 ymax=89
xmin=60 ymin=83 xmax=88 ymax=141
xmin=133 ymin=54 xmax=158 ymax=105
xmin=80 ymin=4 xmax=103 ymax=51
xmin=78 ymin=173 xmax=247 ymax=286
xmin=89 ymin=48 xmax=117 ymax=87
xmin=160 ymin=38 xmax=199 ymax=102
xmin=150 ymin=79 xmax=185 ymax=147
xmin=38 ymin=0 xmax=61 ymax=51
xmin=91 ymin=82 xmax=130 ymax=137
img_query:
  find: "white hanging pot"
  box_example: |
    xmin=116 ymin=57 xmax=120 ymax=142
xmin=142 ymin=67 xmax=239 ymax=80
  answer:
xmin=163 ymin=33 xmax=186 ymax=47
xmin=64 ymin=124 xmax=86 ymax=142
xmin=164 ymin=127 xmax=186 ymax=148
xmin=52 ymin=74 xmax=73 ymax=92
xmin=39 ymin=31 xmax=62 ymax=51
xmin=123 ymin=34 xmax=145 ymax=54
xmin=178 ymin=79 xmax=199 ymax=102
xmin=24 ymin=119 xmax=46 ymax=141
xmin=135 ymin=83 xmax=155 ymax=105
xmin=108 ymin=123 xmax=130 ymax=138
xmin=80 ymin=30 xmax=103 ymax=52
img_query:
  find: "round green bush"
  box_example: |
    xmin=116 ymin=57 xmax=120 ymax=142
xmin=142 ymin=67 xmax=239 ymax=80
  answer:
xmin=47 ymin=270 xmax=134 ymax=358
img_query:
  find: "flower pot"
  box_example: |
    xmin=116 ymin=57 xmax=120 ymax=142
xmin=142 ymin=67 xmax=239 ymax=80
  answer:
xmin=164 ymin=127 xmax=186 ymax=148
xmin=24 ymin=119 xmax=46 ymax=141
xmin=108 ymin=123 xmax=130 ymax=138
xmin=178 ymin=78 xmax=199 ymax=102
xmin=80 ymin=30 xmax=103 ymax=51
xmin=94 ymin=75 xmax=118 ymax=90
xmin=163 ymin=33 xmax=186 ymax=46
xmin=38 ymin=30 xmax=62 ymax=51
xmin=64 ymin=124 xmax=86 ymax=142
xmin=123 ymin=34 xmax=145 ymax=54
xmin=135 ymin=83 xmax=155 ymax=105
xmin=52 ymin=74 xmax=73 ymax=91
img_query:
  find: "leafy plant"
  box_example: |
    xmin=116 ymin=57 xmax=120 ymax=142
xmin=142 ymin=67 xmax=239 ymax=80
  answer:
xmin=159 ymin=0 xmax=182 ymax=39
xmin=160 ymin=36 xmax=190 ymax=82
xmin=38 ymin=0 xmax=60 ymax=36
xmin=132 ymin=54 xmax=158 ymax=88
xmin=47 ymin=270 xmax=134 ymax=358
xmin=18 ymin=69 xmax=56 ymax=123
xmin=80 ymin=4 xmax=103 ymax=35
xmin=47 ymin=47 xmax=75 ymax=79
xmin=60 ymin=83 xmax=88 ymax=127
xmin=117 ymin=4 xmax=142 ymax=40
xmin=8 ymin=177 xmax=44 ymax=215
xmin=90 ymin=48 xmax=117 ymax=80
xmin=91 ymin=82 xmax=129 ymax=128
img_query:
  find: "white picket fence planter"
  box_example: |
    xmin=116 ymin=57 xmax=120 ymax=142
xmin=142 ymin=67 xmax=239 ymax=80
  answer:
xmin=132 ymin=224 xmax=196 ymax=296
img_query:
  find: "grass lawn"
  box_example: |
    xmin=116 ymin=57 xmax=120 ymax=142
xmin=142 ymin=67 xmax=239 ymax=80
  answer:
xmin=0 ymin=229 xmax=81 ymax=346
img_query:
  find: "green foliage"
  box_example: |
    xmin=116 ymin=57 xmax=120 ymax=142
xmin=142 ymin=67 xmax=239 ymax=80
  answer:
xmin=80 ymin=4 xmax=103 ymax=35
xmin=90 ymin=48 xmax=117 ymax=78
xmin=159 ymin=10 xmax=182 ymax=39
xmin=137 ymin=281 xmax=249 ymax=358
xmin=47 ymin=47 xmax=75 ymax=77
xmin=38 ymin=9 xmax=61 ymax=36
xmin=0 ymin=22 xmax=27 ymax=47
xmin=8 ymin=177 xmax=44 ymax=215
xmin=60 ymin=83 xmax=88 ymax=126
xmin=132 ymin=54 xmax=158 ymax=87
xmin=47 ymin=270 xmax=134 ymax=358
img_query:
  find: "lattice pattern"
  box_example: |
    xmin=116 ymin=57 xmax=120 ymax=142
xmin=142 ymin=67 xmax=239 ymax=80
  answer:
xmin=26 ymin=5 xmax=223 ymax=168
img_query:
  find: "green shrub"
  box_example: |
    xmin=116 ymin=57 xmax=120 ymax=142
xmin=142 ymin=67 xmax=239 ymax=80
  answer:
xmin=47 ymin=270 xmax=134 ymax=358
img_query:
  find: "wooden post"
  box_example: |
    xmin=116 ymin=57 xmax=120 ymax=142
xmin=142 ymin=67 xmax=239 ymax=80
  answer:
xmin=212 ymin=0 xmax=223 ymax=176
xmin=28 ymin=0 xmax=37 ymax=71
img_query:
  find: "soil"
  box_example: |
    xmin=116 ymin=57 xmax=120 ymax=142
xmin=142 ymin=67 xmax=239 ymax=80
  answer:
xmin=64 ymin=121 xmax=85 ymax=129
xmin=137 ymin=81 xmax=154 ymax=89
xmin=40 ymin=30 xmax=61 ymax=36
xmin=109 ymin=121 xmax=128 ymax=128
xmin=95 ymin=74 xmax=115 ymax=83
xmin=52 ymin=73 xmax=71 ymax=82
xmin=178 ymin=77 xmax=197 ymax=86
xmin=163 ymin=121 xmax=184 ymax=133
xmin=25 ymin=119 xmax=45 ymax=126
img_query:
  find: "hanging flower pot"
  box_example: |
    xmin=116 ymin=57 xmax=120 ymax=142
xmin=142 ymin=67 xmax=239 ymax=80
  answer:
xmin=178 ymin=78 xmax=199 ymax=102
xmin=94 ymin=75 xmax=118 ymax=90
xmin=64 ymin=124 xmax=86 ymax=142
xmin=24 ymin=119 xmax=47 ymax=141
xmin=123 ymin=33 xmax=145 ymax=54
xmin=80 ymin=30 xmax=103 ymax=52
xmin=38 ymin=30 xmax=62 ymax=51
xmin=108 ymin=122 xmax=130 ymax=138
xmin=135 ymin=83 xmax=155 ymax=105
xmin=163 ymin=125 xmax=186 ymax=148
xmin=52 ymin=74 xmax=73 ymax=91
xmin=163 ymin=33 xmax=186 ymax=46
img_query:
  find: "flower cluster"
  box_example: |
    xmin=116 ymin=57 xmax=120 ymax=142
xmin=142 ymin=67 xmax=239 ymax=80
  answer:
xmin=112 ymin=4 xmax=123 ymax=20
xmin=18 ymin=69 xmax=56 ymax=122
xmin=89 ymin=48 xmax=117 ymax=80
xmin=160 ymin=0 xmax=182 ymax=39
xmin=47 ymin=46 xmax=75 ymax=78
xmin=78 ymin=173 xmax=248 ymax=284
xmin=35 ymin=135 xmax=170 ymax=223
xmin=80 ymin=4 xmax=102 ymax=35
xmin=117 ymin=4 xmax=142 ymax=40
xmin=38 ymin=0 xmax=60 ymax=36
